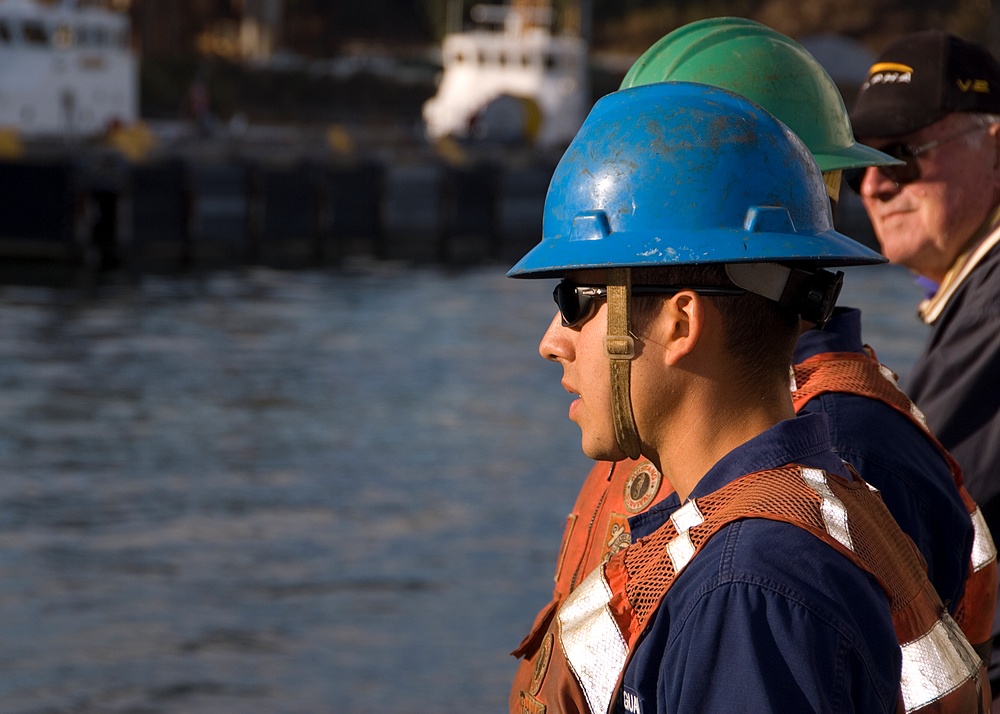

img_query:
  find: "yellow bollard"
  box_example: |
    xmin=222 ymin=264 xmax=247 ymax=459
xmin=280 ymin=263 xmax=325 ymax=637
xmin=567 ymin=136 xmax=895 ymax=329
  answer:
xmin=326 ymin=124 xmax=356 ymax=157
xmin=434 ymin=135 xmax=467 ymax=167
xmin=107 ymin=122 xmax=157 ymax=163
xmin=0 ymin=127 xmax=24 ymax=160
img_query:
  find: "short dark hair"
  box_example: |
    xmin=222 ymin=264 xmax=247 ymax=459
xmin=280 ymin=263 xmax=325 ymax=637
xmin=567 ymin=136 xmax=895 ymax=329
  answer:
xmin=631 ymin=265 xmax=799 ymax=389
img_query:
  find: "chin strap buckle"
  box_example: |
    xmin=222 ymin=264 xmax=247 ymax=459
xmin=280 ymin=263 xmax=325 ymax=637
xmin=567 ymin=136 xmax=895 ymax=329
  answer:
xmin=607 ymin=268 xmax=642 ymax=459
xmin=604 ymin=334 xmax=635 ymax=360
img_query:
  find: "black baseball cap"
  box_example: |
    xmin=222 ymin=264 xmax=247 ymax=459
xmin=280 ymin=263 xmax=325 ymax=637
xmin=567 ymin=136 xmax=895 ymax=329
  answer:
xmin=850 ymin=30 xmax=1000 ymax=138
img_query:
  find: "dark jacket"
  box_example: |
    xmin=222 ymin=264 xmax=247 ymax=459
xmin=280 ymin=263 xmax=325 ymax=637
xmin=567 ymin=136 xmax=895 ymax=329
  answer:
xmin=907 ymin=239 xmax=1000 ymax=537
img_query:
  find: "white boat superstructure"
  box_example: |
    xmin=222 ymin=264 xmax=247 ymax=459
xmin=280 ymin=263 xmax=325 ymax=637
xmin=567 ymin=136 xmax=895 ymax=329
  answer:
xmin=422 ymin=2 xmax=588 ymax=149
xmin=0 ymin=0 xmax=138 ymax=137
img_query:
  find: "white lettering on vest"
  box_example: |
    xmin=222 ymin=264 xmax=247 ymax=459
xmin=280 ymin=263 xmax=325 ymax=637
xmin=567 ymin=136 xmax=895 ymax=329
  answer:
xmin=623 ymin=688 xmax=642 ymax=714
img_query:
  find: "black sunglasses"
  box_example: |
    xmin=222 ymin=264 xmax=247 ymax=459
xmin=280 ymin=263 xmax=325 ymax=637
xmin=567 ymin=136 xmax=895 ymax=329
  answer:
xmin=844 ymin=121 xmax=991 ymax=194
xmin=553 ymin=281 xmax=746 ymax=328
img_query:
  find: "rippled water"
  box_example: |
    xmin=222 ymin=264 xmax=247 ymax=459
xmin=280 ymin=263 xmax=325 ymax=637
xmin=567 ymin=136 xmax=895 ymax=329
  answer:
xmin=0 ymin=262 xmax=928 ymax=713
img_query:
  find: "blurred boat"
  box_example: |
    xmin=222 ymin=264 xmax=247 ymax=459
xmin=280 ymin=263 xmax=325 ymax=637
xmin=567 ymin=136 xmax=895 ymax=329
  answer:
xmin=0 ymin=0 xmax=138 ymax=138
xmin=422 ymin=1 xmax=588 ymax=149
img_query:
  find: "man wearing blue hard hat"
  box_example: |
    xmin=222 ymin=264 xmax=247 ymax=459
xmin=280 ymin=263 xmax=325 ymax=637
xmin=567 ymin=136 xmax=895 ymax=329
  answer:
xmin=506 ymin=81 xmax=987 ymax=713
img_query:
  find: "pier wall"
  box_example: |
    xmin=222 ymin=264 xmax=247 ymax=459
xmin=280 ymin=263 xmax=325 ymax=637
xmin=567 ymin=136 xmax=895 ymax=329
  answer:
xmin=0 ymin=148 xmax=558 ymax=282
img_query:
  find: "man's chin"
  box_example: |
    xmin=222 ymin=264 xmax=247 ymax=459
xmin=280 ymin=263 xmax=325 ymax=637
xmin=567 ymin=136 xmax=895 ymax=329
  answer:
xmin=581 ymin=437 xmax=629 ymax=463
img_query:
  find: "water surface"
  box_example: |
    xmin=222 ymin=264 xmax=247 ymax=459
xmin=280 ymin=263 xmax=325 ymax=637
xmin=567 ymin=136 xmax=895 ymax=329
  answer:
xmin=0 ymin=263 xmax=928 ymax=713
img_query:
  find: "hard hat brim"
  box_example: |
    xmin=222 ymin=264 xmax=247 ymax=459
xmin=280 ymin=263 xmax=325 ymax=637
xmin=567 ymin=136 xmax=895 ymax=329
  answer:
xmin=813 ymin=142 xmax=905 ymax=172
xmin=507 ymin=226 xmax=886 ymax=278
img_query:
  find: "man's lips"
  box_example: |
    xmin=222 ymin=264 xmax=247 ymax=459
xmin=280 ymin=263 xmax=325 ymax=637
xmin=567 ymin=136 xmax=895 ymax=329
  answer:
xmin=563 ymin=381 xmax=581 ymax=418
xmin=872 ymin=200 xmax=917 ymax=223
xmin=878 ymin=209 xmax=913 ymax=222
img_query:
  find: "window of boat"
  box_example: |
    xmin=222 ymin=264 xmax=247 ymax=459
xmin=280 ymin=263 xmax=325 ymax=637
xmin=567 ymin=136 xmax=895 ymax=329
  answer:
xmin=499 ymin=51 xmax=507 ymax=66
xmin=54 ymin=23 xmax=72 ymax=49
xmin=544 ymin=53 xmax=555 ymax=69
xmin=477 ymin=50 xmax=485 ymax=65
xmin=81 ymin=25 xmax=104 ymax=47
xmin=521 ymin=53 xmax=531 ymax=67
xmin=0 ymin=21 xmax=10 ymax=44
xmin=22 ymin=21 xmax=48 ymax=45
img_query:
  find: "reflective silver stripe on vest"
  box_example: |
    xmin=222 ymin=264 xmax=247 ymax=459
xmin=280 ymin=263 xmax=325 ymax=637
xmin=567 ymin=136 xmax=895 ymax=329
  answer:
xmin=558 ymin=567 xmax=627 ymax=714
xmin=900 ymin=611 xmax=982 ymax=712
xmin=801 ymin=467 xmax=853 ymax=551
xmin=877 ymin=363 xmax=932 ymax=431
xmin=970 ymin=506 xmax=998 ymax=573
xmin=666 ymin=500 xmax=704 ymax=574
xmin=878 ymin=356 xmax=998 ymax=575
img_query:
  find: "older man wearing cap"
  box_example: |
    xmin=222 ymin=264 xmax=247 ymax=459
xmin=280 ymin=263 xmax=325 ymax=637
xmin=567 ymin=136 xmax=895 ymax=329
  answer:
xmin=848 ymin=29 xmax=1000 ymax=698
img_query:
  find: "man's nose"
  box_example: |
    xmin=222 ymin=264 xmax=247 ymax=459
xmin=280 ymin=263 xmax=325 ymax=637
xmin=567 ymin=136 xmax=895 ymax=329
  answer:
xmin=539 ymin=312 xmax=571 ymax=363
xmin=860 ymin=166 xmax=902 ymax=199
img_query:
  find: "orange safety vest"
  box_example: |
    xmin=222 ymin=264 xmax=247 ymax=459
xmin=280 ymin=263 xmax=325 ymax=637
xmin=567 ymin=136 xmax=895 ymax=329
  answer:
xmin=510 ymin=458 xmax=671 ymax=706
xmin=552 ymin=459 xmax=670 ymax=602
xmin=513 ymin=466 xmax=989 ymax=714
xmin=791 ymin=349 xmax=999 ymax=659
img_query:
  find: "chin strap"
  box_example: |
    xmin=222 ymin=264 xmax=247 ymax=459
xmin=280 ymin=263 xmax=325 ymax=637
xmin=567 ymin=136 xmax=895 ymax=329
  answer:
xmin=823 ymin=169 xmax=842 ymax=204
xmin=606 ymin=268 xmax=642 ymax=459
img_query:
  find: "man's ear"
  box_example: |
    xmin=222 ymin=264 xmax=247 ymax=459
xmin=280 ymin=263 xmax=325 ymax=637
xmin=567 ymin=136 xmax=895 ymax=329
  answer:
xmin=657 ymin=291 xmax=706 ymax=366
xmin=990 ymin=121 xmax=1000 ymax=172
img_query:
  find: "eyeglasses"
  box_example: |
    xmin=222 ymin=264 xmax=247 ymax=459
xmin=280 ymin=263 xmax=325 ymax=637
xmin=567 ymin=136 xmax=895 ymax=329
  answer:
xmin=553 ymin=280 xmax=746 ymax=328
xmin=844 ymin=120 xmax=993 ymax=194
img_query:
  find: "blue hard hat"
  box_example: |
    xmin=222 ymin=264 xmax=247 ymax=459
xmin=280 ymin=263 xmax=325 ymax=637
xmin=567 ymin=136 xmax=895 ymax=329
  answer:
xmin=507 ymin=82 xmax=885 ymax=278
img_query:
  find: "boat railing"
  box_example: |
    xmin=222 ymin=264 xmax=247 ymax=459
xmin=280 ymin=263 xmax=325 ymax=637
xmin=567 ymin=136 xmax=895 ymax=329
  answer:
xmin=469 ymin=3 xmax=554 ymax=35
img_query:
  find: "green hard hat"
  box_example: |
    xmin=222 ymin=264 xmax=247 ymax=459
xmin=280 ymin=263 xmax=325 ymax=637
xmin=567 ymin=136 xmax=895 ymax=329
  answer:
xmin=620 ymin=17 xmax=898 ymax=172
